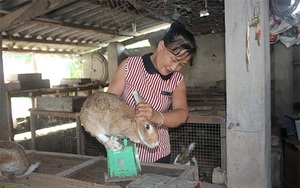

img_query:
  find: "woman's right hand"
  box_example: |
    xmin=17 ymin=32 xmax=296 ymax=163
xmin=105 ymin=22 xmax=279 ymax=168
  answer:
xmin=135 ymin=103 xmax=162 ymax=125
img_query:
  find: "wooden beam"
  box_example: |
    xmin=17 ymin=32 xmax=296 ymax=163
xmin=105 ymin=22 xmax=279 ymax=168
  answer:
xmin=121 ymin=30 xmax=166 ymax=46
xmin=0 ymin=0 xmax=78 ymax=32
xmin=1 ymin=48 xmax=88 ymax=55
xmin=2 ymin=35 xmax=100 ymax=48
xmin=187 ymin=114 xmax=225 ymax=125
xmin=32 ymin=17 xmax=133 ymax=37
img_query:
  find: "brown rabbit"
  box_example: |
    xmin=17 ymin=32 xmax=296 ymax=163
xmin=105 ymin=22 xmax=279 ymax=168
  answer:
xmin=0 ymin=141 xmax=40 ymax=181
xmin=80 ymin=91 xmax=159 ymax=151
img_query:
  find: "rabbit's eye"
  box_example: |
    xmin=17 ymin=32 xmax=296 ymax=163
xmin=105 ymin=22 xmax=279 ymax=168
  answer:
xmin=145 ymin=124 xmax=150 ymax=130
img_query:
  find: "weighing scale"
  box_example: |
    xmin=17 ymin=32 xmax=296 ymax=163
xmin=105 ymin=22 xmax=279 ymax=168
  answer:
xmin=105 ymin=138 xmax=141 ymax=182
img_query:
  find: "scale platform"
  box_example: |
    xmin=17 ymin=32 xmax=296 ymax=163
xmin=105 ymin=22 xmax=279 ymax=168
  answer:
xmin=105 ymin=139 xmax=142 ymax=182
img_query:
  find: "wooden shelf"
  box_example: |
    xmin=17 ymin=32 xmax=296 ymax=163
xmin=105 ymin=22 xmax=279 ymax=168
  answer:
xmin=187 ymin=88 xmax=226 ymax=125
xmin=7 ymin=83 xmax=103 ymax=141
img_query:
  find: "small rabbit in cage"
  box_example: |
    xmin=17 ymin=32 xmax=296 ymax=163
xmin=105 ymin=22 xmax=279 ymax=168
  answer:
xmin=173 ymin=142 xmax=198 ymax=166
xmin=0 ymin=141 xmax=40 ymax=181
xmin=80 ymin=91 xmax=159 ymax=151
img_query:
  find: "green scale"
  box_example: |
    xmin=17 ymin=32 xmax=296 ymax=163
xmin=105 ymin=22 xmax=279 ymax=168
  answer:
xmin=106 ymin=138 xmax=141 ymax=181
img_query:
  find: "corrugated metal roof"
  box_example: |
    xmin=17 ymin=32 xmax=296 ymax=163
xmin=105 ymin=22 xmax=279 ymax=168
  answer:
xmin=0 ymin=0 xmax=225 ymax=54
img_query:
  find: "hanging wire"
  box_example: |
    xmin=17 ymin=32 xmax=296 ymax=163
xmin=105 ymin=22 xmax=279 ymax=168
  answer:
xmin=271 ymin=0 xmax=300 ymax=25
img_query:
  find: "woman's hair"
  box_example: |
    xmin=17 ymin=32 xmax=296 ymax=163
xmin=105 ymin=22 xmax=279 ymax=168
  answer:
xmin=162 ymin=22 xmax=197 ymax=60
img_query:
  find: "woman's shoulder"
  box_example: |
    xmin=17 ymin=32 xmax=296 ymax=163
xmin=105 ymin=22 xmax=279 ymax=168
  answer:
xmin=126 ymin=53 xmax=152 ymax=63
xmin=170 ymin=71 xmax=184 ymax=84
xmin=125 ymin=55 xmax=145 ymax=69
xmin=172 ymin=71 xmax=184 ymax=79
xmin=126 ymin=55 xmax=143 ymax=62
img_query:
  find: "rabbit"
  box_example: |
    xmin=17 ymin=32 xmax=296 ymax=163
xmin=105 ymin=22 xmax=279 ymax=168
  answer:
xmin=173 ymin=142 xmax=198 ymax=166
xmin=80 ymin=91 xmax=159 ymax=151
xmin=0 ymin=141 xmax=40 ymax=181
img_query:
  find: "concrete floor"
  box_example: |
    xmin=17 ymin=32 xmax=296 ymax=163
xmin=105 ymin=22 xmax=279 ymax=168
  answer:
xmin=201 ymin=182 xmax=227 ymax=188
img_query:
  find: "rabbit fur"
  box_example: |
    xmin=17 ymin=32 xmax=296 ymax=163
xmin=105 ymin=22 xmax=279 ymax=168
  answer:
xmin=174 ymin=142 xmax=198 ymax=166
xmin=80 ymin=91 xmax=159 ymax=151
xmin=0 ymin=141 xmax=40 ymax=181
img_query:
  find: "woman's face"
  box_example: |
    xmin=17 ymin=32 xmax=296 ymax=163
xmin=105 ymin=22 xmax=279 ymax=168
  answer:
xmin=156 ymin=41 xmax=191 ymax=76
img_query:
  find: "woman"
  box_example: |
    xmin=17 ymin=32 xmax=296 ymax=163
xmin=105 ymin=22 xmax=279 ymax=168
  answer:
xmin=107 ymin=22 xmax=197 ymax=163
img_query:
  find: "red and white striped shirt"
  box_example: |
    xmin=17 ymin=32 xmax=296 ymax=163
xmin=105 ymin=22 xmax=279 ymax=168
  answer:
xmin=121 ymin=53 xmax=184 ymax=162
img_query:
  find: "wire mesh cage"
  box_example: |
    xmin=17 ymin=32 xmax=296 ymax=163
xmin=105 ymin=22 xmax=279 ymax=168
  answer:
xmin=16 ymin=113 xmax=225 ymax=183
xmin=81 ymin=129 xmax=107 ymax=156
xmin=15 ymin=115 xmax=78 ymax=153
xmin=25 ymin=151 xmax=198 ymax=188
xmin=170 ymin=122 xmax=225 ymax=182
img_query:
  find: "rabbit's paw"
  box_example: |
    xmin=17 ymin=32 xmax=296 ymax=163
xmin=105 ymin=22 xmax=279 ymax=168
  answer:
xmin=0 ymin=173 xmax=13 ymax=182
xmin=105 ymin=136 xmax=122 ymax=151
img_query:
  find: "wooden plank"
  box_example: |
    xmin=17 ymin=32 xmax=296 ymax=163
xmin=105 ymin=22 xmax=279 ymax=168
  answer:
xmin=21 ymin=79 xmax=51 ymax=90
xmin=30 ymin=109 xmax=80 ymax=119
xmin=6 ymin=79 xmax=51 ymax=91
xmin=126 ymin=174 xmax=200 ymax=188
xmin=56 ymin=157 xmax=100 ymax=177
xmin=60 ymin=78 xmax=92 ymax=85
xmin=17 ymin=73 xmax=42 ymax=81
xmin=187 ymin=115 xmax=225 ymax=124
xmin=5 ymin=82 xmax=21 ymax=91
xmin=7 ymin=83 xmax=102 ymax=97
xmin=141 ymin=162 xmax=198 ymax=173
xmin=36 ymin=96 xmax=87 ymax=112
xmin=0 ymin=172 xmax=120 ymax=188
xmin=187 ymin=95 xmax=225 ymax=102
xmin=26 ymin=150 xmax=99 ymax=160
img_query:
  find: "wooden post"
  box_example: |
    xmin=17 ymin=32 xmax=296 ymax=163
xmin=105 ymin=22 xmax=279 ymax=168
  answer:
xmin=30 ymin=109 xmax=37 ymax=150
xmin=76 ymin=115 xmax=85 ymax=155
xmin=0 ymin=34 xmax=10 ymax=141
xmin=5 ymin=93 xmax=13 ymax=141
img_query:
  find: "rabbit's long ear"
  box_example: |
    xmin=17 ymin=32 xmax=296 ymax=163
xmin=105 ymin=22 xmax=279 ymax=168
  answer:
xmin=188 ymin=142 xmax=196 ymax=153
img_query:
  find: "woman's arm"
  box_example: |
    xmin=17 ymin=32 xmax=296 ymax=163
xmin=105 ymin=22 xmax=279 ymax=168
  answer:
xmin=162 ymin=79 xmax=189 ymax=127
xmin=135 ymin=79 xmax=189 ymax=128
xmin=107 ymin=59 xmax=127 ymax=96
